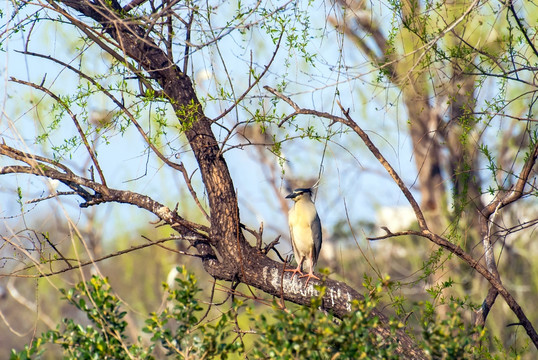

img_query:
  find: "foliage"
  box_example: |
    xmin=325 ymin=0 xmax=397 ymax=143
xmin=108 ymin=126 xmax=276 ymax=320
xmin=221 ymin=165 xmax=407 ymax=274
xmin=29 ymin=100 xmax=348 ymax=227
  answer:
xmin=250 ymin=280 xmax=402 ymax=359
xmin=10 ymin=267 xmax=239 ymax=360
xmin=142 ymin=267 xmax=241 ymax=359
xmin=11 ymin=268 xmax=515 ymax=359
xmin=420 ymin=300 xmax=491 ymax=360
xmin=11 ymin=276 xmax=151 ymax=360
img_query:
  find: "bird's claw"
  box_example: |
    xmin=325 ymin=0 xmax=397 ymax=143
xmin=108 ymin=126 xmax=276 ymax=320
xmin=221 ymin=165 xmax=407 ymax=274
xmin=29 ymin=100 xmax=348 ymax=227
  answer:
xmin=285 ymin=267 xmax=304 ymax=279
xmin=299 ymin=273 xmax=320 ymax=286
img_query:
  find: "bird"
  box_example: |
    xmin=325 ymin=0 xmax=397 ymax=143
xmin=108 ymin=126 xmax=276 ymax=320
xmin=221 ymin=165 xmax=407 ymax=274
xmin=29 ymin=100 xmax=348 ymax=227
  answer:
xmin=285 ymin=187 xmax=322 ymax=285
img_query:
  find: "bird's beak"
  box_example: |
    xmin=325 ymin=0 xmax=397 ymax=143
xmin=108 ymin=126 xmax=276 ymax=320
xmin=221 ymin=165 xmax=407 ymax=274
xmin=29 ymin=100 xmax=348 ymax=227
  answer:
xmin=285 ymin=193 xmax=296 ymax=199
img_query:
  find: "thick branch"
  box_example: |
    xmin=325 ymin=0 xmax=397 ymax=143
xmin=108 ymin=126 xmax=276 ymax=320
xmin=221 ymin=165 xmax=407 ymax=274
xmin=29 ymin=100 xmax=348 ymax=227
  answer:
xmin=54 ymin=0 xmax=241 ymax=263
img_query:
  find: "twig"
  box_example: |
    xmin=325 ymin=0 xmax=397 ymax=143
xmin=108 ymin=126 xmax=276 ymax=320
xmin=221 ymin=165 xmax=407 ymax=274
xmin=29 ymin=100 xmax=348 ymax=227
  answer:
xmin=182 ymin=6 xmax=194 ymax=74
xmin=508 ymin=1 xmax=538 ymax=58
xmin=368 ymin=229 xmax=419 ymax=241
xmin=214 ymin=29 xmax=284 ymax=156
xmin=42 ymin=232 xmax=73 ymax=268
xmin=263 ymin=235 xmax=282 ymax=256
xmin=25 ymin=191 xmax=78 ymax=204
xmin=141 ymin=235 xmax=201 ymax=256
xmin=10 ymin=77 xmax=108 ymax=188
xmin=177 ymin=163 xmax=210 ymax=221
xmin=194 ymin=280 xmax=217 ymax=326
xmin=7 ymin=235 xmax=203 ymax=279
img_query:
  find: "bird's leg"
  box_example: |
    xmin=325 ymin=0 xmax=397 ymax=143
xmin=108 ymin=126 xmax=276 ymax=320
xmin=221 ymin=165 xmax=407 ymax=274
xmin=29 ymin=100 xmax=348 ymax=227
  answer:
xmin=299 ymin=256 xmax=320 ymax=286
xmin=285 ymin=257 xmax=304 ymax=279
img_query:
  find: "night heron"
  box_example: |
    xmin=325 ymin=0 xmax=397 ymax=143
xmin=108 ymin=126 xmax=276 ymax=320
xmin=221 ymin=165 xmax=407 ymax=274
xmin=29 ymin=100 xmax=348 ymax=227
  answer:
xmin=285 ymin=188 xmax=322 ymax=285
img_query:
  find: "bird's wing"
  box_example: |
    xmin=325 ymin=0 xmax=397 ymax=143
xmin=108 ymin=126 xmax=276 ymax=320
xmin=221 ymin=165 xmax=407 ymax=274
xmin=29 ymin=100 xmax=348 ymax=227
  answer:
xmin=311 ymin=212 xmax=322 ymax=266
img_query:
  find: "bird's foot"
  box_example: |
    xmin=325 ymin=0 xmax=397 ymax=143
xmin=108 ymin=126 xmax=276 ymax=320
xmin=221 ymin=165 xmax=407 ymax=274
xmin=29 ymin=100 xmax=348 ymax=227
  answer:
xmin=299 ymin=272 xmax=320 ymax=286
xmin=284 ymin=266 xmax=304 ymax=279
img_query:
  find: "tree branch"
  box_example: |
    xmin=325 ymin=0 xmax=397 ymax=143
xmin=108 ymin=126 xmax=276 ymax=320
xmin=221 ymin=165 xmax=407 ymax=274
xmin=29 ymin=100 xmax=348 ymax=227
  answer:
xmin=475 ymin=137 xmax=538 ymax=326
xmin=2 ymin=2 xmax=454 ymax=356
xmin=5 ymin=235 xmax=202 ymax=279
xmin=507 ymin=1 xmax=538 ymax=59
xmin=14 ymin=50 xmax=210 ymax=221
xmin=0 ymin=143 xmax=209 ymax=241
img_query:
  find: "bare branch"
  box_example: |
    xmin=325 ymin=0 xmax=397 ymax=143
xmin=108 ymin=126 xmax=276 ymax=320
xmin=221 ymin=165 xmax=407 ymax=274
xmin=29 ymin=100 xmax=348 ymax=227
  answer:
xmin=0 ymin=143 xmax=209 ymax=239
xmin=367 ymin=229 xmax=419 ymax=241
xmin=6 ymin=235 xmax=203 ymax=279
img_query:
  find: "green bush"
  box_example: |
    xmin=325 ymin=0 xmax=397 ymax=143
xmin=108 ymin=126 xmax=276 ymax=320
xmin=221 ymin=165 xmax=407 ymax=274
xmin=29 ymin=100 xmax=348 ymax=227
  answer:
xmin=11 ymin=276 xmax=151 ymax=360
xmin=420 ymin=299 xmax=492 ymax=360
xmin=250 ymin=285 xmax=401 ymax=359
xmin=11 ymin=268 xmax=512 ymax=359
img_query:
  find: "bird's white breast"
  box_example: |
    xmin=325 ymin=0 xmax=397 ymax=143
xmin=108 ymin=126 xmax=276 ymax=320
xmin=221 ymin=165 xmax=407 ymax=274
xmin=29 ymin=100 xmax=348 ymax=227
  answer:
xmin=289 ymin=199 xmax=317 ymax=255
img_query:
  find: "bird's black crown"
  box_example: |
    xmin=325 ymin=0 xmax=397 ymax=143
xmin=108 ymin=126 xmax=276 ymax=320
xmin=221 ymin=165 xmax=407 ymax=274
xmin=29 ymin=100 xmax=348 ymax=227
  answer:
xmin=286 ymin=188 xmax=312 ymax=199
